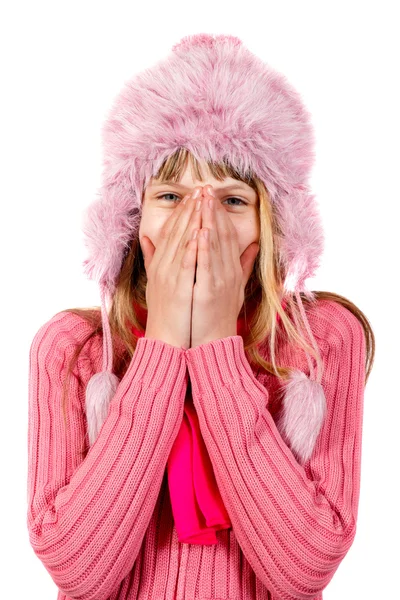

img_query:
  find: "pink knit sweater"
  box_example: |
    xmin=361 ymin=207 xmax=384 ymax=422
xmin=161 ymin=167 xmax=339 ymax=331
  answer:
xmin=27 ymin=299 xmax=366 ymax=600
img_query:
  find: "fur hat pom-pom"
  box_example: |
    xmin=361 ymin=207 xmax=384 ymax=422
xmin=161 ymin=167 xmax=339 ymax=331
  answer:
xmin=85 ymin=371 xmax=120 ymax=446
xmin=275 ymin=369 xmax=327 ymax=466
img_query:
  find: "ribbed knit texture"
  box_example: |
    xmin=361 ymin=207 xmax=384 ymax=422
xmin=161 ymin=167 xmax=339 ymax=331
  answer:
xmin=27 ymin=299 xmax=366 ymax=600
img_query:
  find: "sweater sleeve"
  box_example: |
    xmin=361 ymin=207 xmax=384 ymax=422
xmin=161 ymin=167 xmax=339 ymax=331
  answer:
xmin=27 ymin=311 xmax=187 ymax=600
xmin=185 ymin=302 xmax=366 ymax=600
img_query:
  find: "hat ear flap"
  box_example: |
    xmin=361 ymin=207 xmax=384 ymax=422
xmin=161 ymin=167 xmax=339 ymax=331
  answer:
xmin=82 ymin=181 xmax=140 ymax=294
xmin=274 ymin=188 xmax=325 ymax=294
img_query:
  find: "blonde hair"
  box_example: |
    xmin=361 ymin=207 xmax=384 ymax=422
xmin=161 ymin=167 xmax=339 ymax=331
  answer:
xmin=59 ymin=148 xmax=375 ymax=446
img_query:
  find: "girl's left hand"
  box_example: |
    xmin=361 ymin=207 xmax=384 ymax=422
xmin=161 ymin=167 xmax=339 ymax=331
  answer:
xmin=190 ymin=186 xmax=260 ymax=348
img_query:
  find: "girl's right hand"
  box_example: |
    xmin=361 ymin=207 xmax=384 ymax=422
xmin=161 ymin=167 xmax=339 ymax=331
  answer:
xmin=140 ymin=187 xmax=203 ymax=350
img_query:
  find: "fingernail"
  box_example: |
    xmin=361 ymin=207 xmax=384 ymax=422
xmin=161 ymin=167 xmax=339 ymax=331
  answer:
xmin=192 ymin=188 xmax=201 ymax=199
xmin=182 ymin=194 xmax=190 ymax=205
xmin=208 ymin=197 xmax=214 ymax=210
xmin=196 ymin=198 xmax=202 ymax=211
xmin=192 ymin=229 xmax=199 ymax=240
xmin=207 ymin=186 xmax=216 ymax=197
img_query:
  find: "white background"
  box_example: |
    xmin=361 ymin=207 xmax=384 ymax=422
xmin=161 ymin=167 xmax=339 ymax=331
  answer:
xmin=1 ymin=0 xmax=397 ymax=598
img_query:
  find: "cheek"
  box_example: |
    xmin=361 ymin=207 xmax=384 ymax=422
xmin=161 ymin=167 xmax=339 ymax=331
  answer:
xmin=139 ymin=210 xmax=169 ymax=248
xmin=231 ymin=216 xmax=259 ymax=253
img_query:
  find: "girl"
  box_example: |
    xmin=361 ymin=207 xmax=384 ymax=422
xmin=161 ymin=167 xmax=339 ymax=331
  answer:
xmin=27 ymin=33 xmax=375 ymax=600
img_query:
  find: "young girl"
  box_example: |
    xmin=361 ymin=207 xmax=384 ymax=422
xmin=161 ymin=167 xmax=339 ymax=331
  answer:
xmin=27 ymin=33 xmax=375 ymax=600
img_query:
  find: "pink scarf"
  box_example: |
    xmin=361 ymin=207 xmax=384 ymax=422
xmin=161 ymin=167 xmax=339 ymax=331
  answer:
xmin=130 ymin=298 xmax=283 ymax=545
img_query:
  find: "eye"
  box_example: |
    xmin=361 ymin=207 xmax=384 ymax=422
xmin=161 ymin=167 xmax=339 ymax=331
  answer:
xmin=156 ymin=193 xmax=248 ymax=207
xmin=157 ymin=193 xmax=180 ymax=203
xmin=222 ymin=197 xmax=247 ymax=207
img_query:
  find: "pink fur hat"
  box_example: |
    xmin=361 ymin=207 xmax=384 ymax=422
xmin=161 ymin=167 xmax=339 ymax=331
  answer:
xmin=82 ymin=33 xmax=326 ymax=466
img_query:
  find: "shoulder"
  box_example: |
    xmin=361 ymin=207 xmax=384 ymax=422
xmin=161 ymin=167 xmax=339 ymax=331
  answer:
xmin=29 ymin=311 xmax=98 ymax=373
xmin=30 ymin=310 xmax=95 ymax=350
xmin=304 ymin=298 xmax=365 ymax=349
xmin=306 ymin=299 xmax=363 ymax=339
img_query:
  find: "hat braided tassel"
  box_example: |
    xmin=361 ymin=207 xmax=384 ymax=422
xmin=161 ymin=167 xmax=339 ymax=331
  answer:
xmin=275 ymin=285 xmax=327 ymax=466
xmin=85 ymin=283 xmax=120 ymax=446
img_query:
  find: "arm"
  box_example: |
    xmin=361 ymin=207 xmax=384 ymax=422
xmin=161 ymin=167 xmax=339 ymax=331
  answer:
xmin=27 ymin=311 xmax=187 ymax=600
xmin=185 ymin=302 xmax=366 ymax=600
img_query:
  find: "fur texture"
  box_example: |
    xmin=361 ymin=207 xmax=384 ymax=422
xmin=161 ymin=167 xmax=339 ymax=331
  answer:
xmin=85 ymin=371 xmax=120 ymax=445
xmin=275 ymin=369 xmax=327 ymax=465
xmin=81 ymin=33 xmax=324 ymax=297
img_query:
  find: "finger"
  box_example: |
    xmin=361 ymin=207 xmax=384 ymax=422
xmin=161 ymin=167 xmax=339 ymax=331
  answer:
xmin=157 ymin=188 xmax=203 ymax=271
xmin=199 ymin=192 xmax=227 ymax=289
xmin=196 ymin=225 xmax=212 ymax=289
xmin=176 ymin=227 xmax=200 ymax=289
xmin=208 ymin=191 xmax=233 ymax=268
xmin=141 ymin=235 xmax=156 ymax=273
xmin=203 ymin=190 xmax=238 ymax=283
xmin=212 ymin=191 xmax=241 ymax=265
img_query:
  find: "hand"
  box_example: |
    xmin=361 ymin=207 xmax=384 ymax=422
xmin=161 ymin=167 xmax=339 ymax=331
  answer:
xmin=140 ymin=187 xmax=203 ymax=350
xmin=190 ymin=186 xmax=260 ymax=348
